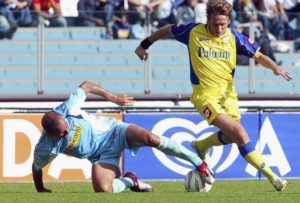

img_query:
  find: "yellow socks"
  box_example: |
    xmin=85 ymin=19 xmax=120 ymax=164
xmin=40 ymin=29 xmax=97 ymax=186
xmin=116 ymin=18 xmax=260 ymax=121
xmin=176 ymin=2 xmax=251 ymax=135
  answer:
xmin=195 ymin=133 xmax=277 ymax=181
xmin=239 ymin=142 xmax=276 ymax=181
xmin=194 ymin=131 xmax=226 ymax=152
xmin=194 ymin=132 xmax=277 ymax=181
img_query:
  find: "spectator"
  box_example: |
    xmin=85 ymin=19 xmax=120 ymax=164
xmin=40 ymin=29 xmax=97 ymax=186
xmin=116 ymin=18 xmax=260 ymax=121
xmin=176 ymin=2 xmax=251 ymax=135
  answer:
xmin=31 ymin=0 xmax=67 ymax=27
xmin=77 ymin=0 xmax=115 ymax=38
xmin=0 ymin=14 xmax=17 ymax=39
xmin=235 ymin=0 xmax=257 ymax=23
xmin=127 ymin=0 xmax=150 ymax=25
xmin=113 ymin=10 xmax=132 ymax=39
xmin=253 ymin=0 xmax=285 ymax=40
xmin=109 ymin=0 xmax=125 ymax=36
xmin=125 ymin=0 xmax=147 ymax=38
xmin=173 ymin=0 xmax=184 ymax=9
xmin=127 ymin=0 xmax=172 ymax=25
xmin=277 ymin=0 xmax=300 ymax=40
xmin=127 ymin=0 xmax=175 ymax=38
xmin=77 ymin=0 xmax=104 ymax=26
xmin=60 ymin=0 xmax=79 ymax=26
xmin=234 ymin=0 xmax=281 ymax=65
xmin=151 ymin=0 xmax=176 ymax=27
xmin=175 ymin=0 xmax=207 ymax=24
xmin=0 ymin=0 xmax=32 ymax=27
xmin=277 ymin=0 xmax=300 ymax=31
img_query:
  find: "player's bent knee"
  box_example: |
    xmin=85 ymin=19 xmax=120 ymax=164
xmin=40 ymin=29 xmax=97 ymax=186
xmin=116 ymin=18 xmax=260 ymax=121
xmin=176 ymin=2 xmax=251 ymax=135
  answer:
xmin=93 ymin=183 xmax=113 ymax=193
xmin=137 ymin=128 xmax=160 ymax=147
xmin=145 ymin=132 xmax=160 ymax=147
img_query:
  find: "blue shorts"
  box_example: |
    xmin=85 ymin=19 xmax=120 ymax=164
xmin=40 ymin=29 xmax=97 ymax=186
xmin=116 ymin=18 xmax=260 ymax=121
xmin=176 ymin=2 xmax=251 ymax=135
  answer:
xmin=92 ymin=121 xmax=140 ymax=177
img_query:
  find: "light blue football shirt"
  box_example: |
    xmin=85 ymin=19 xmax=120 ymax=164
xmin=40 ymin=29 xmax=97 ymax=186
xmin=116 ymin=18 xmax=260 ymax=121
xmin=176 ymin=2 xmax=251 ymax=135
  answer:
xmin=33 ymin=87 xmax=118 ymax=170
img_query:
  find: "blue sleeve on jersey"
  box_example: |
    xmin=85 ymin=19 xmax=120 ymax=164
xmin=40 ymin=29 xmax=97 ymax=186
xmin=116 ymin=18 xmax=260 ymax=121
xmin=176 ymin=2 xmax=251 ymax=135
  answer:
xmin=170 ymin=23 xmax=198 ymax=45
xmin=54 ymin=87 xmax=87 ymax=116
xmin=231 ymin=28 xmax=260 ymax=57
xmin=33 ymin=131 xmax=58 ymax=171
xmin=33 ymin=148 xmax=57 ymax=171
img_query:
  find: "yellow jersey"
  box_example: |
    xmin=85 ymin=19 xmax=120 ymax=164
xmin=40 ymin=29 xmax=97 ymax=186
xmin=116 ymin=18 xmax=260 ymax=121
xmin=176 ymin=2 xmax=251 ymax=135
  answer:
xmin=170 ymin=23 xmax=260 ymax=91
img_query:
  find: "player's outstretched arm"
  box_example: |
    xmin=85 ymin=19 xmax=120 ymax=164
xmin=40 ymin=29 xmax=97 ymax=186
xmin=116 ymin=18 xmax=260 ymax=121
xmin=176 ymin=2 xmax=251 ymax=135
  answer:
xmin=79 ymin=81 xmax=135 ymax=106
xmin=135 ymin=24 xmax=173 ymax=61
xmin=32 ymin=164 xmax=51 ymax=193
xmin=253 ymin=51 xmax=293 ymax=81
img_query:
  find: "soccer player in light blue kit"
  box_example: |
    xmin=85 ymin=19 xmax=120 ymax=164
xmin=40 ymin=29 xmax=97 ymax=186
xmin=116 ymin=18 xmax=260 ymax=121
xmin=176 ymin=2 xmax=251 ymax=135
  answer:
xmin=32 ymin=81 xmax=214 ymax=193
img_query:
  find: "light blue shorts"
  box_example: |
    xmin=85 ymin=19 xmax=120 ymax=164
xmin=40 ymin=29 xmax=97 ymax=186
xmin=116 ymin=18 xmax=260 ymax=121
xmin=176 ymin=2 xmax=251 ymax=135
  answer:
xmin=93 ymin=121 xmax=140 ymax=177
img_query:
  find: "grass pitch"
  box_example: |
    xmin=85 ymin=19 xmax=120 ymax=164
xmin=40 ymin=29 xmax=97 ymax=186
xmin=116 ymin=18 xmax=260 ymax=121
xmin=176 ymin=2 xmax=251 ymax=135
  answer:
xmin=0 ymin=180 xmax=299 ymax=203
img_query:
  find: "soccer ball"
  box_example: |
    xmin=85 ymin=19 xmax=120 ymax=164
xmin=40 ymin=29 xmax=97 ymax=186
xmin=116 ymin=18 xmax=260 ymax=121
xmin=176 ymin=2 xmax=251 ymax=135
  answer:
xmin=184 ymin=169 xmax=212 ymax=192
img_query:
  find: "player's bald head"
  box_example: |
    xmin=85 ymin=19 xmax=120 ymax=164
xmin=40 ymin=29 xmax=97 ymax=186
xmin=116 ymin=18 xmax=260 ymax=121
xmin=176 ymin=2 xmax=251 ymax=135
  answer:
xmin=41 ymin=111 xmax=66 ymax=136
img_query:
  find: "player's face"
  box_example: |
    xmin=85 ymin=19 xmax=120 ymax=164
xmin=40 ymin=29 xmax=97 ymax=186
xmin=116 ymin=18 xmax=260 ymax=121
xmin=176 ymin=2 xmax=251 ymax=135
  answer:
xmin=207 ymin=14 xmax=230 ymax=37
xmin=57 ymin=119 xmax=69 ymax=138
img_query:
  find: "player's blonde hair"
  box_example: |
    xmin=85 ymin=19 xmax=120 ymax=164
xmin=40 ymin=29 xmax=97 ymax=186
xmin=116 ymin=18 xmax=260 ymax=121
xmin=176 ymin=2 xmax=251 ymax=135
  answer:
xmin=206 ymin=0 xmax=232 ymax=19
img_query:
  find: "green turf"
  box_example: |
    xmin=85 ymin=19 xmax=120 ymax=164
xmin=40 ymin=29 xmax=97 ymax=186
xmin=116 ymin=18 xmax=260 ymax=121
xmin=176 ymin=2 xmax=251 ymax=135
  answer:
xmin=0 ymin=180 xmax=299 ymax=203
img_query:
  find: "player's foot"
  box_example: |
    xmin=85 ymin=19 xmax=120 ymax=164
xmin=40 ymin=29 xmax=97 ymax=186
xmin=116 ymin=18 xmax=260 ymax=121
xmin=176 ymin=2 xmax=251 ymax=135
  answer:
xmin=271 ymin=177 xmax=288 ymax=191
xmin=124 ymin=172 xmax=154 ymax=192
xmin=197 ymin=162 xmax=215 ymax=185
xmin=191 ymin=140 xmax=211 ymax=166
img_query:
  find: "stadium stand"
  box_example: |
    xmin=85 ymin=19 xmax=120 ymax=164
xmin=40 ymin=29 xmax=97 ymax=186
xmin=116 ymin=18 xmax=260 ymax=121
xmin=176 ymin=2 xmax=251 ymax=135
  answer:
xmin=0 ymin=27 xmax=299 ymax=97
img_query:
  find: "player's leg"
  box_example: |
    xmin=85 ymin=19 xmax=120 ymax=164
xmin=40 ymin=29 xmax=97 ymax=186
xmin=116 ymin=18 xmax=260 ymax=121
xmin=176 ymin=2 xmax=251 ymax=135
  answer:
xmin=125 ymin=125 xmax=215 ymax=184
xmin=91 ymin=163 xmax=117 ymax=192
xmin=191 ymin=90 xmax=287 ymax=190
xmin=191 ymin=130 xmax=231 ymax=162
xmin=190 ymin=96 xmax=234 ymax=164
xmin=92 ymin=163 xmax=152 ymax=193
xmin=212 ymin=114 xmax=249 ymax=145
xmin=214 ymin=116 xmax=277 ymax=178
xmin=212 ymin=115 xmax=288 ymax=191
xmin=126 ymin=124 xmax=202 ymax=165
xmin=93 ymin=121 xmax=154 ymax=193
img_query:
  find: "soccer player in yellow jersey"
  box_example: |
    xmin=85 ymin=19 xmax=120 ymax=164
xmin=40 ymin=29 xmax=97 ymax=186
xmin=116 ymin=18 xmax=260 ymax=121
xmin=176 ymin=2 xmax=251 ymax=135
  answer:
xmin=135 ymin=0 xmax=292 ymax=191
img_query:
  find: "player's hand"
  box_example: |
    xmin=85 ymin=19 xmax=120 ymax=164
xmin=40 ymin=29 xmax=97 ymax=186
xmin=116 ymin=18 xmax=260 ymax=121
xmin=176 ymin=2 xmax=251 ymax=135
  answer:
xmin=135 ymin=45 xmax=149 ymax=61
xmin=113 ymin=94 xmax=135 ymax=106
xmin=273 ymin=68 xmax=293 ymax=81
xmin=38 ymin=188 xmax=52 ymax=193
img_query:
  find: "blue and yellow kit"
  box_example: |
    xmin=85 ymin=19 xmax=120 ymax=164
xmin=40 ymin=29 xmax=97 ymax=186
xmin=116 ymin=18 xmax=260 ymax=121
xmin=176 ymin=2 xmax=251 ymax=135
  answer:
xmin=170 ymin=23 xmax=260 ymax=124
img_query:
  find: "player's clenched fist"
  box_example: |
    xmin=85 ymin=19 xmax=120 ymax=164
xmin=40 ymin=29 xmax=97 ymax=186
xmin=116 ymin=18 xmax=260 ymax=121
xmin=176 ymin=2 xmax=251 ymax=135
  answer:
xmin=135 ymin=45 xmax=149 ymax=61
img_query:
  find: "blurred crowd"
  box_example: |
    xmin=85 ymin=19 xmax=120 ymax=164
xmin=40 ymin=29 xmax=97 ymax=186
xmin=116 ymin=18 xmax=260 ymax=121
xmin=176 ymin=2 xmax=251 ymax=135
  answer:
xmin=0 ymin=0 xmax=300 ymax=41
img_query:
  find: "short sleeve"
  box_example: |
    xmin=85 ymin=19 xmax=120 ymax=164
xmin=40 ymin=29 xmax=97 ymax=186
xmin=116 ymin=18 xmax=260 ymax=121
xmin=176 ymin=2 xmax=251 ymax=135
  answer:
xmin=33 ymin=132 xmax=57 ymax=171
xmin=54 ymin=87 xmax=87 ymax=117
xmin=231 ymin=28 xmax=260 ymax=58
xmin=170 ymin=23 xmax=198 ymax=45
xmin=33 ymin=149 xmax=57 ymax=171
